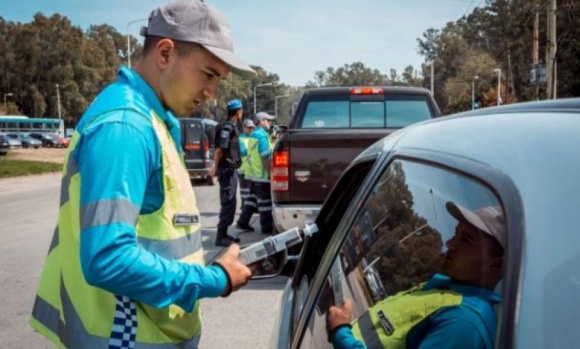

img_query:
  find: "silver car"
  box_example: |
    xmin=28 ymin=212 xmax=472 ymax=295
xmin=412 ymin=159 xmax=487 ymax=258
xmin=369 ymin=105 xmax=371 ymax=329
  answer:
xmin=261 ymin=98 xmax=580 ymax=349
xmin=2 ymin=133 xmax=22 ymax=149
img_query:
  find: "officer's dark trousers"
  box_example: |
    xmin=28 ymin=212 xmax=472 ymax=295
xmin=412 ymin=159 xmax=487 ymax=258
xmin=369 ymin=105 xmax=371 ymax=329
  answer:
xmin=217 ymin=166 xmax=238 ymax=237
xmin=253 ymin=181 xmax=274 ymax=234
xmin=237 ymin=173 xmax=257 ymax=225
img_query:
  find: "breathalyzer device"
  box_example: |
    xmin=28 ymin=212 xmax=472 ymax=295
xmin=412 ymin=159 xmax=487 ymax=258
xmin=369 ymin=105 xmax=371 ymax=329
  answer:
xmin=331 ymin=258 xmax=345 ymax=306
xmin=239 ymin=223 xmax=319 ymax=265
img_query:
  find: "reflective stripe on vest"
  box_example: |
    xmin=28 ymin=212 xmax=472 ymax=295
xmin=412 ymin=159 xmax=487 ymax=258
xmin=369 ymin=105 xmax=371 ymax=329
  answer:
xmin=351 ymin=287 xmax=495 ymax=349
xmin=30 ymin=110 xmax=204 ymax=348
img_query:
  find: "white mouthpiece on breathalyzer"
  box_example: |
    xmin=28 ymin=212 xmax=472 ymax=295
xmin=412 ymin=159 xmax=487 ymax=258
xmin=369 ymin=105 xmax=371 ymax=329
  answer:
xmin=302 ymin=223 xmax=318 ymax=237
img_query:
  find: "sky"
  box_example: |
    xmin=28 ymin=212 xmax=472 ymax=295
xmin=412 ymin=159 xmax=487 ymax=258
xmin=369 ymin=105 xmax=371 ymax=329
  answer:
xmin=0 ymin=0 xmax=481 ymax=86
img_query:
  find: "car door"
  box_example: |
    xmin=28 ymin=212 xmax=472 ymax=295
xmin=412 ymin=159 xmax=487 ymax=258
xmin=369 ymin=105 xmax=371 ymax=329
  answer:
xmin=289 ymin=149 xmax=522 ymax=349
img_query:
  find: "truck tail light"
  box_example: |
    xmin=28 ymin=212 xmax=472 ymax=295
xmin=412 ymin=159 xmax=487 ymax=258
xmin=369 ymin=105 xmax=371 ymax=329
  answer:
xmin=272 ymin=150 xmax=289 ymax=192
xmin=184 ymin=142 xmax=200 ymax=150
xmin=350 ymin=87 xmax=384 ymax=95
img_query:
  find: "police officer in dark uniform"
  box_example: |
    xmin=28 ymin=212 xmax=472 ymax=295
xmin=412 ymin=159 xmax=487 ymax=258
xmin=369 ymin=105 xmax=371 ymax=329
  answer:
xmin=210 ymin=99 xmax=243 ymax=247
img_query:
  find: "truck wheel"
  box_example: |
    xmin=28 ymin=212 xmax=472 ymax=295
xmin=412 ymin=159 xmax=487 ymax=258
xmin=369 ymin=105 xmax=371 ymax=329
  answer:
xmin=206 ymin=175 xmax=215 ymax=186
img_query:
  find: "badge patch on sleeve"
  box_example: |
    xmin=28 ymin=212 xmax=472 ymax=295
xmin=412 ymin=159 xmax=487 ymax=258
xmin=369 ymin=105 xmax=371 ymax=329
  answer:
xmin=377 ymin=310 xmax=395 ymax=336
xmin=173 ymin=214 xmax=200 ymax=226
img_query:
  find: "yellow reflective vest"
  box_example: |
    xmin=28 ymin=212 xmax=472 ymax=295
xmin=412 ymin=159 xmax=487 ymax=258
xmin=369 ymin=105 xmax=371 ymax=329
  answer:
xmin=30 ymin=112 xmax=204 ymax=348
xmin=351 ymin=278 xmax=496 ymax=349
xmin=246 ymin=128 xmax=274 ymax=183
xmin=237 ymin=133 xmax=251 ymax=176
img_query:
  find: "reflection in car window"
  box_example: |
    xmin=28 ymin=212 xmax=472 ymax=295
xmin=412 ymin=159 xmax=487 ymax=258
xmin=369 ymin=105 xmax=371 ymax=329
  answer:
xmin=302 ymin=159 xmax=506 ymax=349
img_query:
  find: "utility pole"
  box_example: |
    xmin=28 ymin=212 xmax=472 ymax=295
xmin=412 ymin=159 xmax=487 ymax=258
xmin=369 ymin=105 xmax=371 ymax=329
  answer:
xmin=55 ymin=84 xmax=63 ymax=135
xmin=533 ymin=3 xmax=540 ymax=100
xmin=507 ymin=53 xmax=513 ymax=104
xmin=546 ymin=0 xmax=557 ymax=99
xmin=493 ymin=69 xmax=501 ymax=106
xmin=430 ymin=61 xmax=434 ymax=95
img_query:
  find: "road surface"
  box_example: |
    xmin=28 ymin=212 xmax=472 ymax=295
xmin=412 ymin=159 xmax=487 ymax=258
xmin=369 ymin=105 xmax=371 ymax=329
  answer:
xmin=0 ymin=173 xmax=287 ymax=348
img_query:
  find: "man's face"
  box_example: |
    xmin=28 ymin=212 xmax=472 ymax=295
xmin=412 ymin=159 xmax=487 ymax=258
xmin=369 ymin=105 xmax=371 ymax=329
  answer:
xmin=260 ymin=118 xmax=271 ymax=131
xmin=158 ymin=41 xmax=229 ymax=117
xmin=441 ymin=221 xmax=502 ymax=287
xmin=243 ymin=126 xmax=254 ymax=134
xmin=234 ymin=109 xmax=243 ymax=123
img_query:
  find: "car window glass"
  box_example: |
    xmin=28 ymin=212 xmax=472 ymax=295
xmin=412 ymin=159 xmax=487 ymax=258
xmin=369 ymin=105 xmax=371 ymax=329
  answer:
xmin=351 ymin=101 xmax=385 ymax=128
xmin=302 ymin=100 xmax=350 ymax=128
xmin=301 ymin=159 xmax=505 ymax=348
xmin=386 ymin=96 xmax=432 ymax=127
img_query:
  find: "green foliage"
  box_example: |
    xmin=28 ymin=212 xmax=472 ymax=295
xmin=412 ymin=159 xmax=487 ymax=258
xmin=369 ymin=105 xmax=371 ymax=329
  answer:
xmin=0 ymin=157 xmax=62 ymax=178
xmin=418 ymin=0 xmax=580 ymax=113
xmin=365 ymin=161 xmax=443 ymax=295
xmin=0 ymin=13 xmax=142 ymax=126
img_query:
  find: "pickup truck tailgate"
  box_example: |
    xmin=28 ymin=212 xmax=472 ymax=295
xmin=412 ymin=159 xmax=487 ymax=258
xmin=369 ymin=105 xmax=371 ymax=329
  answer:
xmin=287 ymin=129 xmax=391 ymax=203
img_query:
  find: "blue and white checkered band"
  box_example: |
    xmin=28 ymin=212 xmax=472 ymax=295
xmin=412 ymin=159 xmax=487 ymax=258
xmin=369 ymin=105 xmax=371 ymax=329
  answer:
xmin=108 ymin=295 xmax=138 ymax=349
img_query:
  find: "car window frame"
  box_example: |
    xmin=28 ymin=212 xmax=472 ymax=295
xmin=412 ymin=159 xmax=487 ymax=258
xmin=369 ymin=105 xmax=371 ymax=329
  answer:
xmin=290 ymin=147 xmax=525 ymax=349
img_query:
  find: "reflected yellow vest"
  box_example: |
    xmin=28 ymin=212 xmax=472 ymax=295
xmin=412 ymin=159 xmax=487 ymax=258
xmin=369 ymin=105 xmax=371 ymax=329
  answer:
xmin=351 ymin=285 xmax=493 ymax=349
xmin=352 ymin=285 xmax=460 ymax=349
xmin=30 ymin=112 xmax=204 ymax=348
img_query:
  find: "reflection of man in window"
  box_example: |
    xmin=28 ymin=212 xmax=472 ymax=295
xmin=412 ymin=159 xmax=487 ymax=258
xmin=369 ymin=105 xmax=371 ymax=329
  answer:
xmin=327 ymin=202 xmax=505 ymax=349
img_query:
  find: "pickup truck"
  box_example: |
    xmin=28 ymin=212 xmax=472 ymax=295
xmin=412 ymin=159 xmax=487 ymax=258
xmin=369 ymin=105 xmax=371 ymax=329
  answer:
xmin=270 ymin=86 xmax=441 ymax=232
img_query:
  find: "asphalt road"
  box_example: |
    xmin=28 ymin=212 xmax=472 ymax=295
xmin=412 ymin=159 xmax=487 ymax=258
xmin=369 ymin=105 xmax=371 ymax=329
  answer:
xmin=0 ymin=173 xmax=287 ymax=348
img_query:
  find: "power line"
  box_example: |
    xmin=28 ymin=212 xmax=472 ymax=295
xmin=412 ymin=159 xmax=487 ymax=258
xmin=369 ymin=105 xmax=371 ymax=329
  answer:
xmin=463 ymin=0 xmax=477 ymax=18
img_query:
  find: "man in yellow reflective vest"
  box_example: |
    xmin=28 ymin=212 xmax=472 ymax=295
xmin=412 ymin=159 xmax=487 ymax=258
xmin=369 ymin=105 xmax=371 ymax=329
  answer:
xmin=327 ymin=202 xmax=506 ymax=349
xmin=244 ymin=111 xmax=276 ymax=235
xmin=236 ymin=118 xmax=257 ymax=232
xmin=29 ymin=1 xmax=256 ymax=348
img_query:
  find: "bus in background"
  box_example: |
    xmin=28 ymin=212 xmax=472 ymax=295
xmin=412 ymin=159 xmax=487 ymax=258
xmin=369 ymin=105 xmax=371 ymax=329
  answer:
xmin=0 ymin=116 xmax=61 ymax=134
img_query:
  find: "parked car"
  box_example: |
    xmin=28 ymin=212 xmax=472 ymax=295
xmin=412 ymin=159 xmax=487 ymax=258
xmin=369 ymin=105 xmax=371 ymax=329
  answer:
xmin=0 ymin=134 xmax=9 ymax=155
xmin=28 ymin=132 xmax=58 ymax=147
xmin=2 ymin=133 xmax=23 ymax=148
xmin=262 ymin=98 xmax=580 ymax=349
xmin=179 ymin=118 xmax=217 ymax=185
xmin=50 ymin=134 xmax=68 ymax=148
xmin=10 ymin=133 xmax=42 ymax=149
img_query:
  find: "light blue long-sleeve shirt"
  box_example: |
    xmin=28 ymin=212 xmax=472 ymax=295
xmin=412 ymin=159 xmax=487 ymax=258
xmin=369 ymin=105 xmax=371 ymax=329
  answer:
xmin=74 ymin=66 xmax=227 ymax=312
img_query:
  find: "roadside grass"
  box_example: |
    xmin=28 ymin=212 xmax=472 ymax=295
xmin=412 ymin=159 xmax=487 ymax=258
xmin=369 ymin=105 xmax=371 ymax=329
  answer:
xmin=0 ymin=154 xmax=62 ymax=178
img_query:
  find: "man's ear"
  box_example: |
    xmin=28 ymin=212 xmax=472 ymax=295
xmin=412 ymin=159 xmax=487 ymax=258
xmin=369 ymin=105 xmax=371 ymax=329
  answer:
xmin=155 ymin=39 xmax=176 ymax=70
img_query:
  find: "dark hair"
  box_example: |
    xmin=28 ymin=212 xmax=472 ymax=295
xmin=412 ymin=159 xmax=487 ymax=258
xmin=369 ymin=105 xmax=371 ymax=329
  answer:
xmin=227 ymin=108 xmax=241 ymax=118
xmin=142 ymin=36 xmax=201 ymax=58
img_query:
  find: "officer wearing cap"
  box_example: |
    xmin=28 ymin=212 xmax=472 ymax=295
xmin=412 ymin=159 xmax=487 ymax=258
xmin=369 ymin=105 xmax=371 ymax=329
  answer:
xmin=242 ymin=111 xmax=276 ymax=235
xmin=236 ymin=118 xmax=257 ymax=232
xmin=30 ymin=1 xmax=256 ymax=347
xmin=211 ymin=99 xmax=244 ymax=247
xmin=327 ymin=202 xmax=506 ymax=349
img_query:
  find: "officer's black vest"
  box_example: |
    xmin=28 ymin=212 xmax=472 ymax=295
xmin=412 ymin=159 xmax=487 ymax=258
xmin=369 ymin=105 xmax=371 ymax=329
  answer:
xmin=217 ymin=121 xmax=241 ymax=168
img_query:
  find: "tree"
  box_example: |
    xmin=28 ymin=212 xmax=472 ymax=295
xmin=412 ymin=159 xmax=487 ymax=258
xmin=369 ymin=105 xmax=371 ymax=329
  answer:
xmin=418 ymin=0 xmax=580 ymax=108
xmin=0 ymin=13 xmax=142 ymax=125
xmin=305 ymin=62 xmax=387 ymax=88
